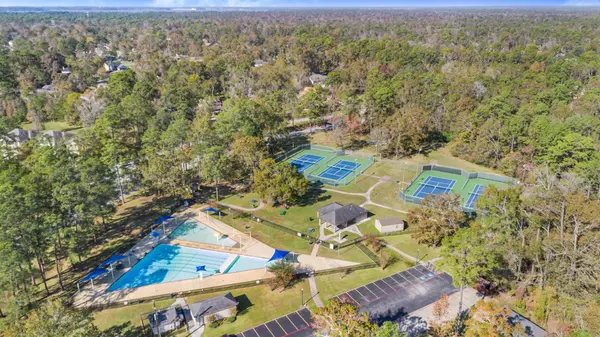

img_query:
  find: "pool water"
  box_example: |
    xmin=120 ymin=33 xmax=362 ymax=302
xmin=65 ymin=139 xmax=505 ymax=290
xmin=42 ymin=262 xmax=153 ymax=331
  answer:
xmin=108 ymin=244 xmax=269 ymax=291
xmin=169 ymin=219 xmax=237 ymax=247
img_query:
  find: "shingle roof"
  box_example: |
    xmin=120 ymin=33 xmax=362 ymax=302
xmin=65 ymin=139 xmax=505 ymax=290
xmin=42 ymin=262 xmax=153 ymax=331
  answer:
xmin=147 ymin=307 xmax=179 ymax=328
xmin=7 ymin=129 xmax=39 ymax=142
xmin=377 ymin=217 xmax=404 ymax=226
xmin=319 ymin=203 xmax=367 ymax=226
xmin=189 ymin=292 xmax=238 ymax=320
xmin=317 ymin=202 xmax=343 ymax=215
xmin=509 ymin=310 xmax=547 ymax=337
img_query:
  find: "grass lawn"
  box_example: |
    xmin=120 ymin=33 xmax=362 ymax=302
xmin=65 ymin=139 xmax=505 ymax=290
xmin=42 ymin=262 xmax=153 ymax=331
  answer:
xmin=252 ymin=190 xmax=366 ymax=235
xmin=381 ymin=234 xmax=440 ymax=262
xmin=94 ymin=281 xmax=310 ymax=336
xmin=221 ymin=192 xmax=262 ymax=209
xmin=316 ymin=243 xmax=372 ymax=264
xmin=21 ymin=121 xmax=84 ymax=134
xmin=369 ymin=181 xmax=418 ymax=212
xmin=211 ymin=212 xmax=313 ymax=255
xmin=358 ymin=205 xmax=407 ymax=236
xmin=330 ymin=175 xmax=379 ymax=194
xmin=316 ymin=247 xmax=413 ymax=301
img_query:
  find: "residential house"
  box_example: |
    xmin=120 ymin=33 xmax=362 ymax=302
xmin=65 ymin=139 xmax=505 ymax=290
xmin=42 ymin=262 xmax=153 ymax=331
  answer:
xmin=5 ymin=128 xmax=39 ymax=149
xmin=254 ymin=59 xmax=267 ymax=67
xmin=309 ymin=73 xmax=327 ymax=87
xmin=41 ymin=130 xmax=75 ymax=147
xmin=189 ymin=292 xmax=238 ymax=326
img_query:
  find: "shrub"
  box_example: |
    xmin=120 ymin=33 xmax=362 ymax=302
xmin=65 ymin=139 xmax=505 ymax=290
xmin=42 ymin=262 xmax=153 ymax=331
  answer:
xmin=227 ymin=316 xmax=237 ymax=323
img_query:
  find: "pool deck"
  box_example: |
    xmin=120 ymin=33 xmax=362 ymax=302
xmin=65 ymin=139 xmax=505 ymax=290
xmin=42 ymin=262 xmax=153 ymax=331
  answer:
xmin=72 ymin=207 xmax=356 ymax=308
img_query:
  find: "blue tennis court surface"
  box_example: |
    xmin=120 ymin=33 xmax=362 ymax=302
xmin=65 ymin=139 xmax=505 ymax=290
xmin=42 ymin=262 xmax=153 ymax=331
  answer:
xmin=318 ymin=160 xmax=360 ymax=181
xmin=290 ymin=154 xmax=324 ymax=172
xmin=413 ymin=176 xmax=456 ymax=199
xmin=465 ymin=184 xmax=485 ymax=209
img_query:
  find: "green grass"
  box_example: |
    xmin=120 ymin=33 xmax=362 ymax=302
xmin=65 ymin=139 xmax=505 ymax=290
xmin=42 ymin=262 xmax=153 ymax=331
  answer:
xmin=316 ymin=243 xmax=372 ymax=263
xmin=94 ymin=281 xmax=310 ymax=336
xmin=332 ymin=175 xmax=380 ymax=194
xmin=21 ymin=121 xmax=84 ymax=134
xmin=212 ymin=212 xmax=313 ymax=255
xmin=316 ymin=247 xmax=413 ymax=301
xmin=381 ymin=234 xmax=440 ymax=262
xmin=370 ymin=182 xmax=419 ymax=212
xmin=252 ymin=190 xmax=366 ymax=235
xmin=221 ymin=192 xmax=262 ymax=209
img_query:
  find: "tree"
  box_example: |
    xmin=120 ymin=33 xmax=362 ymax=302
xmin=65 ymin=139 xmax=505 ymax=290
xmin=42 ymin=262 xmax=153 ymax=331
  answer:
xmin=6 ymin=300 xmax=100 ymax=337
xmin=232 ymin=136 xmax=267 ymax=176
xmin=297 ymin=86 xmax=328 ymax=129
xmin=375 ymin=321 xmax=406 ymax=337
xmin=266 ymin=260 xmax=296 ymax=291
xmin=408 ymin=193 xmax=465 ymax=247
xmin=543 ymin=133 xmax=599 ymax=175
xmin=312 ymin=299 xmax=376 ymax=337
xmin=252 ymin=159 xmax=309 ymax=205
xmin=439 ymin=227 xmax=500 ymax=329
xmin=464 ymin=300 xmax=524 ymax=337
xmin=432 ymin=293 xmax=450 ymax=323
xmin=78 ymin=93 xmax=106 ymax=128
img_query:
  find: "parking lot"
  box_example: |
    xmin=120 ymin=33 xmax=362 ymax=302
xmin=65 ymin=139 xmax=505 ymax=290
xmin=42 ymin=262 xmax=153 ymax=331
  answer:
xmin=230 ymin=308 xmax=316 ymax=337
xmin=330 ymin=265 xmax=458 ymax=324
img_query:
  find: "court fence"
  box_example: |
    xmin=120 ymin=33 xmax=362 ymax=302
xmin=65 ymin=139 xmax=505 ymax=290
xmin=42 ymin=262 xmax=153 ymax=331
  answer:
xmin=399 ymin=164 xmax=518 ymax=211
xmin=275 ymin=144 xmax=375 ymax=187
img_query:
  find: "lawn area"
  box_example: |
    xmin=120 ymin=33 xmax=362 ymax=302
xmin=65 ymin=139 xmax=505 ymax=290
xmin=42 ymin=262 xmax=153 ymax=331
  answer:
xmin=21 ymin=121 xmax=84 ymax=134
xmin=382 ymin=235 xmax=440 ymax=262
xmin=211 ymin=211 xmax=313 ymax=255
xmin=369 ymin=181 xmax=419 ymax=212
xmin=358 ymin=205 xmax=407 ymax=236
xmin=330 ymin=175 xmax=380 ymax=194
xmin=315 ymin=247 xmax=413 ymax=301
xmin=94 ymin=281 xmax=310 ymax=336
xmin=221 ymin=192 xmax=262 ymax=209
xmin=251 ymin=190 xmax=366 ymax=235
xmin=316 ymin=243 xmax=372 ymax=264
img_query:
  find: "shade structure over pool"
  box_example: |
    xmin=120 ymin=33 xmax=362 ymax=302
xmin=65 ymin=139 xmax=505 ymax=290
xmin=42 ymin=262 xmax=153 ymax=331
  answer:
xmin=196 ymin=266 xmax=206 ymax=272
xmin=150 ymin=231 xmax=160 ymax=238
xmin=78 ymin=267 xmax=109 ymax=291
xmin=153 ymin=215 xmax=174 ymax=224
xmin=267 ymin=249 xmax=290 ymax=263
xmin=100 ymin=254 xmax=127 ymax=268
xmin=202 ymin=207 xmax=221 ymax=214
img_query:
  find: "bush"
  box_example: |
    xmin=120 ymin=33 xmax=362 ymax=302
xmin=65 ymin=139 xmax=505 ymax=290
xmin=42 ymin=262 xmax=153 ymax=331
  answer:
xmin=209 ymin=321 xmax=220 ymax=328
xmin=227 ymin=316 xmax=237 ymax=323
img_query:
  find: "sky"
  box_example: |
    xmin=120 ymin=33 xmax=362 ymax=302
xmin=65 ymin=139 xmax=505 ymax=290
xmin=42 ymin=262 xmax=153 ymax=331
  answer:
xmin=1 ymin=0 xmax=600 ymax=9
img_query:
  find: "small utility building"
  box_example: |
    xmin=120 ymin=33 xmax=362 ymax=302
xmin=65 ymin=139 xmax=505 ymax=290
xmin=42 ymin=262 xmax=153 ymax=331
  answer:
xmin=147 ymin=307 xmax=183 ymax=335
xmin=375 ymin=217 xmax=406 ymax=233
xmin=189 ymin=292 xmax=238 ymax=326
xmin=318 ymin=203 xmax=368 ymax=231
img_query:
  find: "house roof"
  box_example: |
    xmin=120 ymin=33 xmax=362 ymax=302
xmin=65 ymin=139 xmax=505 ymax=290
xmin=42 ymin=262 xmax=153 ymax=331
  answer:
xmin=377 ymin=217 xmax=404 ymax=226
xmin=309 ymin=73 xmax=327 ymax=84
xmin=147 ymin=307 xmax=179 ymax=328
xmin=317 ymin=202 xmax=343 ymax=215
xmin=319 ymin=203 xmax=367 ymax=226
xmin=189 ymin=292 xmax=238 ymax=320
xmin=7 ymin=129 xmax=39 ymax=142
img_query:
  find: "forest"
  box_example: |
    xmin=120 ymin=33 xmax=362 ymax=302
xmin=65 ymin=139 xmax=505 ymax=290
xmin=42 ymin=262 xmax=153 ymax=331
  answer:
xmin=0 ymin=8 xmax=599 ymax=337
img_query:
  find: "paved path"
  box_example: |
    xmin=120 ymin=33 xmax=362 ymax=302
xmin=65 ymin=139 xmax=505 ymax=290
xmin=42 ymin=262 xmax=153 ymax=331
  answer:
xmin=308 ymin=274 xmax=324 ymax=308
xmin=323 ymin=178 xmax=409 ymax=214
xmin=382 ymin=242 xmax=441 ymax=266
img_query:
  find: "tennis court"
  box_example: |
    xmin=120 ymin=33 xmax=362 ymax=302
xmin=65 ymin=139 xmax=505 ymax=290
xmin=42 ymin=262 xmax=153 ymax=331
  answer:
xmin=317 ymin=160 xmax=361 ymax=181
xmin=465 ymin=184 xmax=485 ymax=209
xmin=412 ymin=176 xmax=456 ymax=199
xmin=290 ymin=154 xmax=324 ymax=173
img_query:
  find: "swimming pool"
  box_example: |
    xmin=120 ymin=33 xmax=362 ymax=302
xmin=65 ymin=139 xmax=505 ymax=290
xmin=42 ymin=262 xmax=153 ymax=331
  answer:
xmin=169 ymin=219 xmax=237 ymax=247
xmin=108 ymin=244 xmax=270 ymax=291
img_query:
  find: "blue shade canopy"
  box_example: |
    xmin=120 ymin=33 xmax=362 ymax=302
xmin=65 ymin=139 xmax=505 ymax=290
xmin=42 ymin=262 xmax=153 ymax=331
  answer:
xmin=267 ymin=249 xmax=290 ymax=263
xmin=202 ymin=207 xmax=220 ymax=214
xmin=79 ymin=268 xmax=109 ymax=283
xmin=100 ymin=254 xmax=127 ymax=267
xmin=150 ymin=231 xmax=160 ymax=237
xmin=153 ymin=215 xmax=174 ymax=224
xmin=196 ymin=266 xmax=206 ymax=272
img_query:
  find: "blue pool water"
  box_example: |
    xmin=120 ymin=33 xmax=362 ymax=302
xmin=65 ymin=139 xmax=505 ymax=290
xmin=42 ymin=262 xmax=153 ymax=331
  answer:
xmin=108 ymin=244 xmax=269 ymax=291
xmin=169 ymin=219 xmax=237 ymax=247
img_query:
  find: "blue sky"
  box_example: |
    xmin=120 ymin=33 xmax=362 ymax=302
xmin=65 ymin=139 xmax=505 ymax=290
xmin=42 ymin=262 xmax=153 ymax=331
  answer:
xmin=1 ymin=0 xmax=599 ymax=8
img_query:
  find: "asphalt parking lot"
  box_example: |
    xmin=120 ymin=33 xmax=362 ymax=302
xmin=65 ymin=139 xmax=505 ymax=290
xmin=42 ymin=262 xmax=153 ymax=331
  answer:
xmin=330 ymin=265 xmax=458 ymax=324
xmin=230 ymin=308 xmax=316 ymax=337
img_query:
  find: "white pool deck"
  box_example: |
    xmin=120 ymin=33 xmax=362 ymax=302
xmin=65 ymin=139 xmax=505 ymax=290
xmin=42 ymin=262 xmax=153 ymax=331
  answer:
xmin=73 ymin=207 xmax=356 ymax=308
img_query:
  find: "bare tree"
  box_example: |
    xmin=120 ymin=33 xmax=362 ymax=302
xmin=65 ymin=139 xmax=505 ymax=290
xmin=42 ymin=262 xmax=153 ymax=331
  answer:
xmin=369 ymin=126 xmax=390 ymax=159
xmin=78 ymin=93 xmax=106 ymax=127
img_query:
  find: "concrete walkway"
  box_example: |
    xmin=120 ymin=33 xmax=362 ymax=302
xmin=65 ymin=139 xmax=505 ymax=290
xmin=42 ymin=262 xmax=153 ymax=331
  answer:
xmin=323 ymin=177 xmax=409 ymax=214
